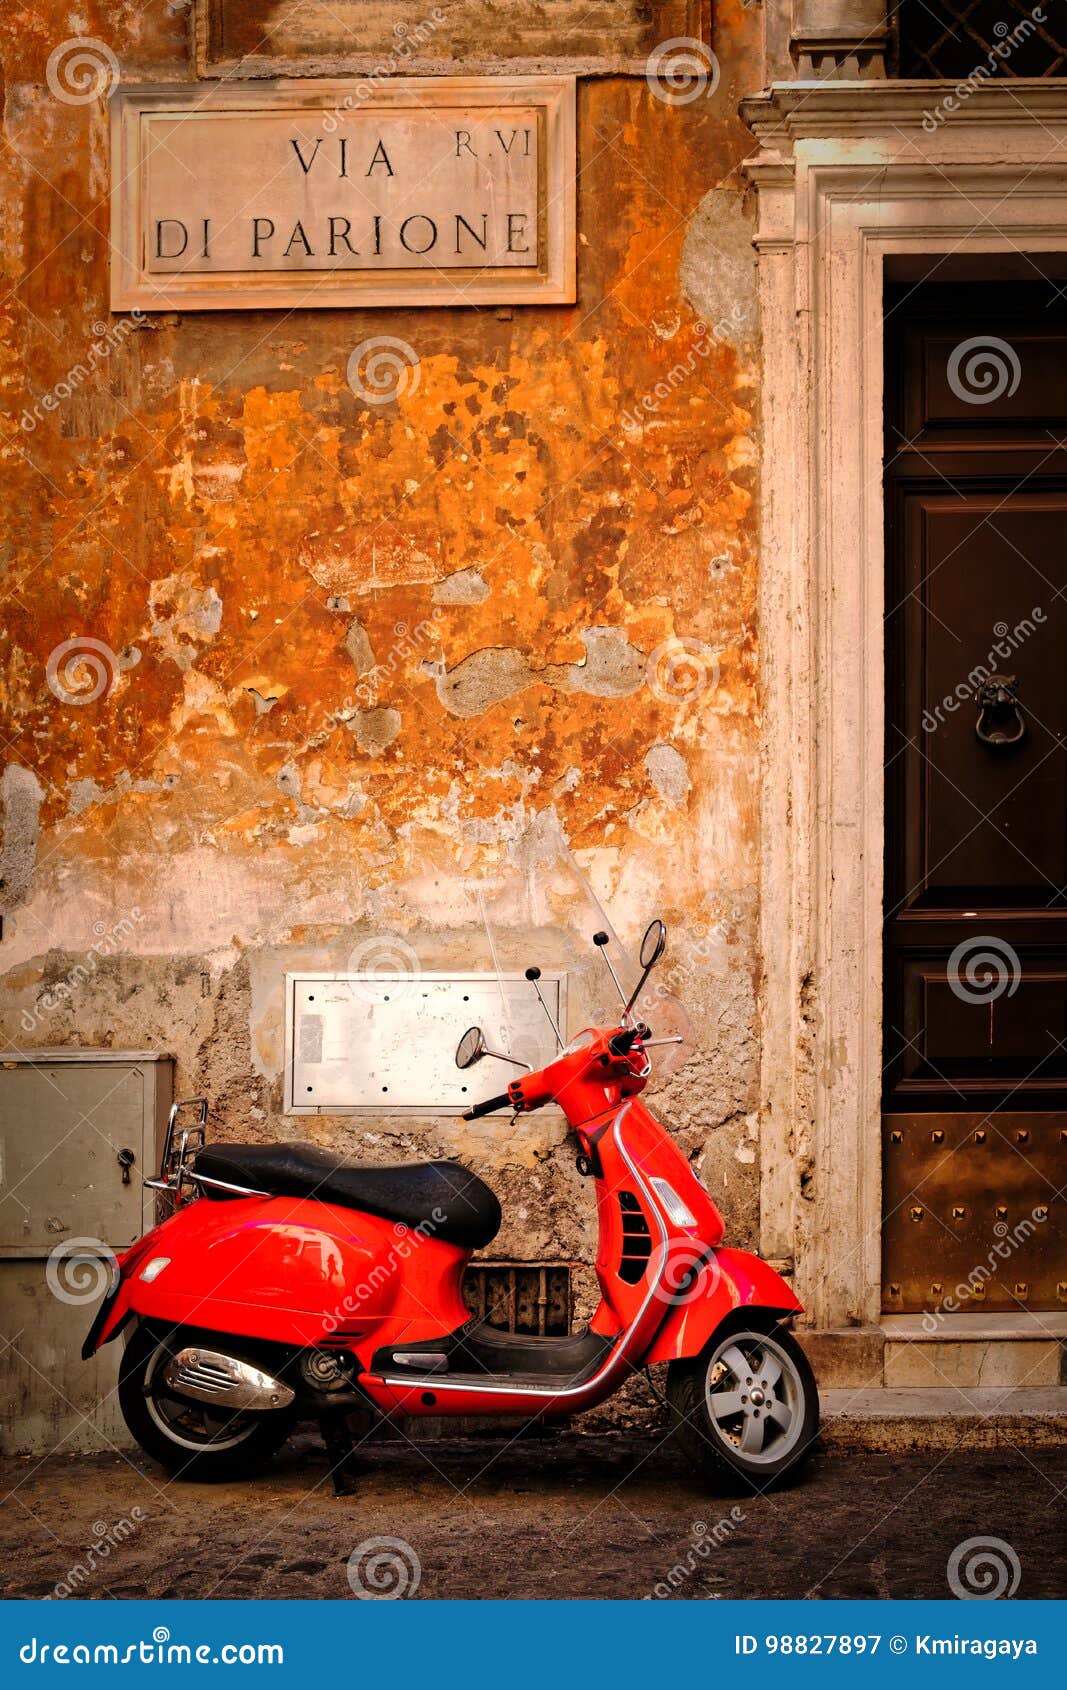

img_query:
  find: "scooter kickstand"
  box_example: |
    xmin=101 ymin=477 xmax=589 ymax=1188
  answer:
xmin=318 ymin=1412 xmax=361 ymax=1497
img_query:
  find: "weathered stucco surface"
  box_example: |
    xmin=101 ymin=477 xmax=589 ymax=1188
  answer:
xmin=1 ymin=5 xmax=766 ymax=1414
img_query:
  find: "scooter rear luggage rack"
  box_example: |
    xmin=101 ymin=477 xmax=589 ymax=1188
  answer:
xmin=146 ymin=1097 xmax=211 ymax=1213
xmin=188 ymin=1171 xmax=270 ymax=1197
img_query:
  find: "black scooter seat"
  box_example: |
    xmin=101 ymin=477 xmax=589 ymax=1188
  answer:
xmin=192 ymin=1142 xmax=501 ymax=1249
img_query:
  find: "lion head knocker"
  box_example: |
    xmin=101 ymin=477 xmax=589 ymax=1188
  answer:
xmin=975 ymin=674 xmax=1026 ymax=748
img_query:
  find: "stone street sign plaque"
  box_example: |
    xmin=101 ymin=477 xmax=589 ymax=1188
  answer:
xmin=109 ymin=79 xmax=575 ymax=311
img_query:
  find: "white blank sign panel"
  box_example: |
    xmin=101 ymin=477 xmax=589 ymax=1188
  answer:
xmin=284 ymin=972 xmax=565 ymax=1115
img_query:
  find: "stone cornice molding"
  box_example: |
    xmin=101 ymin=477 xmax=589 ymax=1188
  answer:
xmin=743 ymin=78 xmax=1067 ymax=147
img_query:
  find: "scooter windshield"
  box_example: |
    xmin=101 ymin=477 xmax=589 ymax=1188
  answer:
xmin=469 ymin=814 xmax=697 ymax=1079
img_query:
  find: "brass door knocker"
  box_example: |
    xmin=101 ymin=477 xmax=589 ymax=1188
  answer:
xmin=975 ymin=674 xmax=1026 ymax=748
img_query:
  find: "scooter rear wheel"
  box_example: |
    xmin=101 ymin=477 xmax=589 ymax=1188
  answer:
xmin=666 ymin=1311 xmax=818 ymax=1493
xmin=119 ymin=1323 xmax=298 ymax=1481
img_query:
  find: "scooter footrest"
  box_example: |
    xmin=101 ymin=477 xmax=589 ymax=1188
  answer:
xmin=389 ymin=1351 xmax=450 ymax=1373
xmin=380 ymin=1367 xmax=593 ymax=1391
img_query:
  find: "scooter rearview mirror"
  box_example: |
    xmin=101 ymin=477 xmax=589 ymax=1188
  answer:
xmin=455 ymin=1027 xmax=487 ymax=1070
xmin=456 ymin=1025 xmax=534 ymax=1072
xmin=624 ymin=918 xmax=668 ymax=1018
xmin=640 ymin=919 xmax=668 ymax=971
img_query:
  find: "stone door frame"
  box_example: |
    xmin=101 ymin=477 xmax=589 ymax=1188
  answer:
xmin=741 ymin=84 xmax=1067 ymax=1328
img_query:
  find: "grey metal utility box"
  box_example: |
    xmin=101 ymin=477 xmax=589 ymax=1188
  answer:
xmin=0 ymin=1051 xmax=173 ymax=1455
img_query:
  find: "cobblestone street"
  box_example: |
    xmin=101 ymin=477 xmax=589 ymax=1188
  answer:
xmin=2 ymin=1433 xmax=1063 ymax=1602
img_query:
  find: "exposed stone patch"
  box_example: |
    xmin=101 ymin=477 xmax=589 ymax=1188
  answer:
xmin=276 ymin=762 xmax=302 ymax=801
xmin=680 ymin=187 xmax=759 ymax=353
xmin=644 ymin=742 xmax=690 ymax=806
xmin=0 ymin=765 xmax=43 ymax=910
xmin=147 ymin=574 xmax=224 ymax=671
xmin=173 ymin=671 xmax=239 ymax=736
xmin=557 ymin=627 xmax=645 ymax=698
xmin=246 ymin=687 xmax=280 ymax=716
xmin=67 ymin=771 xmax=171 ymax=816
xmin=299 ymin=518 xmax=444 ymax=596
xmin=0 ymin=950 xmax=215 ymax=1087
xmin=344 ymin=618 xmax=375 ymax=675
xmin=432 ymin=567 xmax=490 ymax=606
xmin=432 ymin=628 xmax=646 ymax=718
xmin=287 ymin=822 xmax=320 ymax=846
xmin=432 ymin=646 xmax=536 ymax=718
xmin=347 ymin=707 xmax=402 ymax=756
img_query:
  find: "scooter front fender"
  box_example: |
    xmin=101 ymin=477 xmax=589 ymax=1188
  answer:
xmin=642 ymin=1246 xmax=802 ymax=1366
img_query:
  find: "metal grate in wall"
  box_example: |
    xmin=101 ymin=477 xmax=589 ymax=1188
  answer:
xmin=895 ymin=0 xmax=1067 ymax=78
xmin=463 ymin=1263 xmax=572 ymax=1336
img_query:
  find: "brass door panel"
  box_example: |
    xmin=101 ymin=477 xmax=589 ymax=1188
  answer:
xmin=882 ymin=1114 xmax=1063 ymax=1313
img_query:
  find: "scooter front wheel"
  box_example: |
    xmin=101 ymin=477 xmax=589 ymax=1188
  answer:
xmin=666 ymin=1312 xmax=818 ymax=1493
xmin=119 ymin=1323 xmax=298 ymax=1481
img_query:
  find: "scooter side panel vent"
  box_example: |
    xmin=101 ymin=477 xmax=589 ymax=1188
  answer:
xmin=463 ymin=1263 xmax=572 ymax=1336
xmin=618 ymin=1191 xmax=652 ymax=1284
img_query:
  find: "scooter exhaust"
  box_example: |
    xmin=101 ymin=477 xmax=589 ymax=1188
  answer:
xmin=162 ymin=1347 xmax=295 ymax=1412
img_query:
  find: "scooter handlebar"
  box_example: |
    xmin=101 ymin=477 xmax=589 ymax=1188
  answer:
xmin=462 ymin=1091 xmax=513 ymax=1121
xmin=608 ymin=1027 xmax=640 ymax=1056
xmin=463 ymin=1023 xmax=651 ymax=1123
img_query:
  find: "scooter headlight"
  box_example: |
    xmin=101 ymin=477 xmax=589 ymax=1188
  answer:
xmin=139 ymin=1255 xmax=172 ymax=1283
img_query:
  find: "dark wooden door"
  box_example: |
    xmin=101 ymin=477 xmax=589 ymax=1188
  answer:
xmin=883 ymin=282 xmax=1066 ymax=1314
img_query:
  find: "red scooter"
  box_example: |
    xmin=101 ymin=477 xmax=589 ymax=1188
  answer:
xmin=84 ymin=921 xmax=818 ymax=1492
